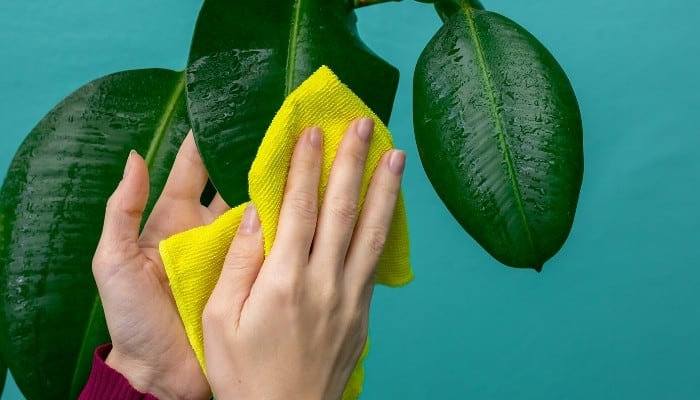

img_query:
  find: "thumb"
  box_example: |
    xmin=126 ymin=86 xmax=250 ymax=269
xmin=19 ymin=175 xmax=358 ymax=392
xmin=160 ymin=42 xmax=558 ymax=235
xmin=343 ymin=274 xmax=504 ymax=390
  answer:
xmin=210 ymin=203 xmax=264 ymax=325
xmin=95 ymin=150 xmax=150 ymax=261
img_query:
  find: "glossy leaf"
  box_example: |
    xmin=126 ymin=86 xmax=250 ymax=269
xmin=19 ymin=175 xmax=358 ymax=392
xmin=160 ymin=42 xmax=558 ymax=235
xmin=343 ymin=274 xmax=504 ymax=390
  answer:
xmin=0 ymin=69 xmax=192 ymax=399
xmin=187 ymin=0 xmax=400 ymax=205
xmin=0 ymin=356 xmax=5 ymax=394
xmin=413 ymin=4 xmax=583 ymax=270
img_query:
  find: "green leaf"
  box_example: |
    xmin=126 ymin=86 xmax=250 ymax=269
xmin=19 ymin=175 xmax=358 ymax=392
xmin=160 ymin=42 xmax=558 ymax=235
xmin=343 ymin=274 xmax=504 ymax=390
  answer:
xmin=0 ymin=68 xmax=191 ymax=399
xmin=413 ymin=5 xmax=583 ymax=270
xmin=187 ymin=0 xmax=400 ymax=205
xmin=0 ymin=355 xmax=6 ymax=394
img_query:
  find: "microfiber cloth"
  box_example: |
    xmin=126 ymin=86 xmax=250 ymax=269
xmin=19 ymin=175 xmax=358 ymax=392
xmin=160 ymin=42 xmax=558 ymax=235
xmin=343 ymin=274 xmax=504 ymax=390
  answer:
xmin=160 ymin=65 xmax=413 ymax=399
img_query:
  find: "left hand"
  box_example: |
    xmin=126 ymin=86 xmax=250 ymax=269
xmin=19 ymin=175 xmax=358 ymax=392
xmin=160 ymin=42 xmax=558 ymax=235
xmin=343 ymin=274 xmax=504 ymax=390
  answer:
xmin=92 ymin=132 xmax=228 ymax=399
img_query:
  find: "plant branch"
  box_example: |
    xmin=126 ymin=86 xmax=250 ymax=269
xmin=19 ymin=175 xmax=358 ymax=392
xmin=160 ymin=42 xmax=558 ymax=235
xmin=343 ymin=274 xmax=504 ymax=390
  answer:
xmin=434 ymin=0 xmax=484 ymax=22
xmin=353 ymin=0 xmax=403 ymax=9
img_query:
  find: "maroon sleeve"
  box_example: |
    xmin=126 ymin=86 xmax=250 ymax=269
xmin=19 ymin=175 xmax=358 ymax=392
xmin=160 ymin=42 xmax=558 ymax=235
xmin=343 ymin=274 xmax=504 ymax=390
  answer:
xmin=79 ymin=344 xmax=159 ymax=400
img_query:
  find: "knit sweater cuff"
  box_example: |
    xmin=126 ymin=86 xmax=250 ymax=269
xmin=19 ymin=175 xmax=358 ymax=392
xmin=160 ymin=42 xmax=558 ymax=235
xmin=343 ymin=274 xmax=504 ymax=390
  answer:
xmin=78 ymin=344 xmax=158 ymax=400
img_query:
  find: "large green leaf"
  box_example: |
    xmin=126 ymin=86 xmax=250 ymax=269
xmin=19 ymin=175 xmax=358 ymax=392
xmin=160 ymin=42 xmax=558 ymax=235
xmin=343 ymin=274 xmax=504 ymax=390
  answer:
xmin=0 ymin=355 xmax=6 ymax=394
xmin=187 ymin=0 xmax=400 ymax=205
xmin=0 ymin=68 xmax=191 ymax=399
xmin=413 ymin=2 xmax=583 ymax=270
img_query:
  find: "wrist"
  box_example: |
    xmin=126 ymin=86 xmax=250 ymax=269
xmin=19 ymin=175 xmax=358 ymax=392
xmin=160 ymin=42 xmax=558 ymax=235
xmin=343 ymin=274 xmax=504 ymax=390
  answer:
xmin=105 ymin=347 xmax=208 ymax=400
xmin=105 ymin=349 xmax=160 ymax=396
xmin=79 ymin=344 xmax=158 ymax=400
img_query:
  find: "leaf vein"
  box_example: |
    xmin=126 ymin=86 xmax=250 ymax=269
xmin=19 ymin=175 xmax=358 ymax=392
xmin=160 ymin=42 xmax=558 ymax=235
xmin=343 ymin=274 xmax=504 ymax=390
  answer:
xmin=145 ymin=72 xmax=186 ymax=165
xmin=463 ymin=6 xmax=536 ymax=254
xmin=285 ymin=0 xmax=304 ymax=95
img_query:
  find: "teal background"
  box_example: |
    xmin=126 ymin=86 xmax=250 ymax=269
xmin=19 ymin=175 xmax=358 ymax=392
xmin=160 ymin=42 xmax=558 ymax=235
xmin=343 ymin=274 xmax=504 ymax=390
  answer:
xmin=1 ymin=0 xmax=699 ymax=398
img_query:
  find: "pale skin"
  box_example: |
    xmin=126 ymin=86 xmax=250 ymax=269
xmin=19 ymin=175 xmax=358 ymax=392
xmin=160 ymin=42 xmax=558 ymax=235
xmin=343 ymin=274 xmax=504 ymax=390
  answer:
xmin=92 ymin=117 xmax=405 ymax=399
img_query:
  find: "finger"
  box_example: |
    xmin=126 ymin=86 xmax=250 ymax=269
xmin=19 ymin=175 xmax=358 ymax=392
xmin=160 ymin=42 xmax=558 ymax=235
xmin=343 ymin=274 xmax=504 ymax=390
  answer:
xmin=160 ymin=131 xmax=208 ymax=203
xmin=95 ymin=150 xmax=150 ymax=263
xmin=269 ymin=127 xmax=323 ymax=263
xmin=311 ymin=118 xmax=373 ymax=269
xmin=208 ymin=192 xmax=230 ymax=216
xmin=206 ymin=204 xmax=264 ymax=328
xmin=344 ymin=150 xmax=405 ymax=297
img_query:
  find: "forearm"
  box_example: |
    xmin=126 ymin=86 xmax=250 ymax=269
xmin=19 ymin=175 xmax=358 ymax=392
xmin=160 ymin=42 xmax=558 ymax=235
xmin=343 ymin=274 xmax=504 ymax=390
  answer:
xmin=79 ymin=344 xmax=159 ymax=400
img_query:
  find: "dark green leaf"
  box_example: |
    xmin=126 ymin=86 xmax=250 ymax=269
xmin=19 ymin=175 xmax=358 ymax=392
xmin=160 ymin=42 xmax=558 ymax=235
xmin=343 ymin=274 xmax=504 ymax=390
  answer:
xmin=0 ymin=68 xmax=190 ymax=399
xmin=413 ymin=5 xmax=583 ymax=270
xmin=68 ymin=298 xmax=109 ymax=399
xmin=0 ymin=355 xmax=6 ymax=394
xmin=187 ymin=0 xmax=400 ymax=205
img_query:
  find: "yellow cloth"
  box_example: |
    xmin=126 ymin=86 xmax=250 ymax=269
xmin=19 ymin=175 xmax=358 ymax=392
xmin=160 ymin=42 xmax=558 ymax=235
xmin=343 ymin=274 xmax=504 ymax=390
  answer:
xmin=160 ymin=65 xmax=413 ymax=399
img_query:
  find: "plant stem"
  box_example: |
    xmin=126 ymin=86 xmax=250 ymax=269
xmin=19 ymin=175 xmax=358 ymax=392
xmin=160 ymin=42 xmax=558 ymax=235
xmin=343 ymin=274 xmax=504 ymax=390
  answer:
xmin=353 ymin=0 xmax=402 ymax=9
xmin=434 ymin=0 xmax=484 ymax=22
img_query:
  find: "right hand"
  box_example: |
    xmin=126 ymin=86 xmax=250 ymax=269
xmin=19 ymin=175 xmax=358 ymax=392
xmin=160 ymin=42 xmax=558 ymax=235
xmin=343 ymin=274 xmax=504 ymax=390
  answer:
xmin=202 ymin=118 xmax=406 ymax=399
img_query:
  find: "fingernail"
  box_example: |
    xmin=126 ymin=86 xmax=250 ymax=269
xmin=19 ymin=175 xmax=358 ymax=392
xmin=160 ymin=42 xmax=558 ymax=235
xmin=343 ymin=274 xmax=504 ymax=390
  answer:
xmin=240 ymin=204 xmax=261 ymax=234
xmin=388 ymin=150 xmax=406 ymax=175
xmin=123 ymin=150 xmax=136 ymax=179
xmin=309 ymin=127 xmax=322 ymax=149
xmin=356 ymin=117 xmax=374 ymax=142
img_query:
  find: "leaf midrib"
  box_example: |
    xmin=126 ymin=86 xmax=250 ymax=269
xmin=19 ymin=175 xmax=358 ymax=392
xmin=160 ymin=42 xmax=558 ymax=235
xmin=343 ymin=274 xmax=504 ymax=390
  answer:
xmin=69 ymin=297 xmax=101 ymax=395
xmin=284 ymin=0 xmax=304 ymax=95
xmin=69 ymin=71 xmax=186 ymax=395
xmin=463 ymin=7 xmax=536 ymax=254
xmin=146 ymin=73 xmax=187 ymax=165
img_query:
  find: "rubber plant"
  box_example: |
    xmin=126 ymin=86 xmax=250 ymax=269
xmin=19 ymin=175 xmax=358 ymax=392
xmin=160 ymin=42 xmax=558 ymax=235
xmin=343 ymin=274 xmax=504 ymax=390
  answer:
xmin=0 ymin=0 xmax=583 ymax=398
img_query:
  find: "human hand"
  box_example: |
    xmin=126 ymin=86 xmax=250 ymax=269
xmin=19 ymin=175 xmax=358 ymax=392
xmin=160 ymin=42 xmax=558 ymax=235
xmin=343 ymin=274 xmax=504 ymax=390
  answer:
xmin=202 ymin=118 xmax=406 ymax=400
xmin=92 ymin=133 xmax=229 ymax=399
